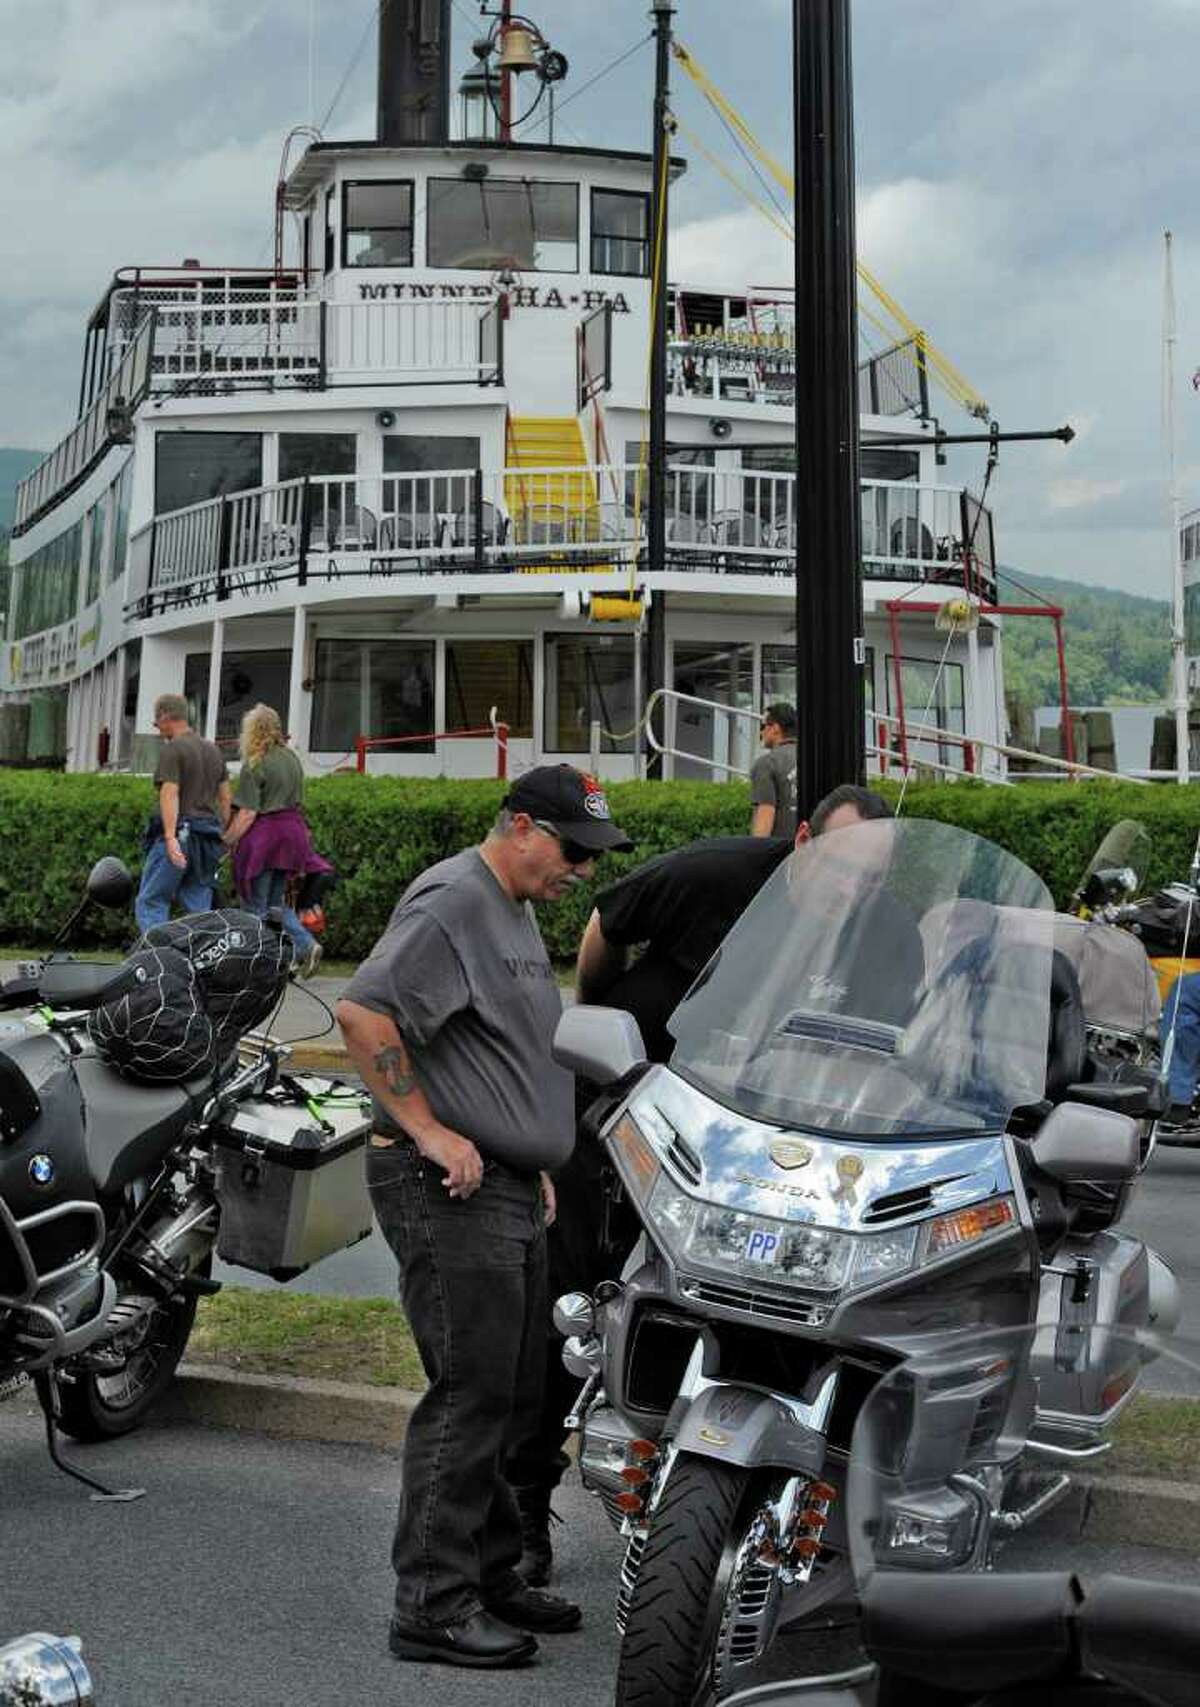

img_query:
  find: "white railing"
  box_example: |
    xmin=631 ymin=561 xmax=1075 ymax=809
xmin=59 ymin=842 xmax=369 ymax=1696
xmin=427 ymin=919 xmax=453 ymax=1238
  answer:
xmin=124 ymin=466 xmax=987 ymax=617
xmin=13 ymin=313 xmax=154 ymax=533
xmin=107 ymin=287 xmax=502 ymax=389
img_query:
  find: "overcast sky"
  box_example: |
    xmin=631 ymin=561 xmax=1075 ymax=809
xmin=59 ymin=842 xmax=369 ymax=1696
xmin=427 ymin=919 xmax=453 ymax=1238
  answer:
xmin=2 ymin=0 xmax=1199 ymax=595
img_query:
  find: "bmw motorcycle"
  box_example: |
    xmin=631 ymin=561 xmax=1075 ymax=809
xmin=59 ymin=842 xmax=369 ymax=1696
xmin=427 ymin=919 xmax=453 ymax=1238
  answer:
xmin=0 ymin=858 xmax=370 ymax=1497
xmin=726 ymin=1322 xmax=1200 ymax=1707
xmin=551 ymin=819 xmax=1180 ymax=1707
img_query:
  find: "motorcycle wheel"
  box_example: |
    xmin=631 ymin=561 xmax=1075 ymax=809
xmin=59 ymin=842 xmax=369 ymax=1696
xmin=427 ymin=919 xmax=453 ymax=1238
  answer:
xmin=616 ymin=1454 xmax=805 ymax=1707
xmin=54 ymin=1282 xmax=201 ymax=1443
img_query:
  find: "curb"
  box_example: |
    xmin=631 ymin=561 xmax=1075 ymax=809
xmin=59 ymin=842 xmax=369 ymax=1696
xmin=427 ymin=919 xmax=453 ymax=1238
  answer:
xmin=151 ymin=1363 xmax=422 ymax=1449
xmin=161 ymin=1366 xmax=1200 ymax=1549
xmin=284 ymin=1043 xmax=354 ymax=1072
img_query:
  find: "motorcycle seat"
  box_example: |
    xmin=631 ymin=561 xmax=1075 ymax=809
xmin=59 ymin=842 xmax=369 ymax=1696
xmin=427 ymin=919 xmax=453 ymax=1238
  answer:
xmin=74 ymin=1055 xmax=213 ymax=1196
xmin=38 ymin=959 xmax=131 ymax=1010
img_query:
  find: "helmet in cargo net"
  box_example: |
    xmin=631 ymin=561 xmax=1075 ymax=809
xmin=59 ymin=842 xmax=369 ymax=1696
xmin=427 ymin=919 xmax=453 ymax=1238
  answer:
xmin=135 ymin=909 xmax=294 ymax=1054
xmin=87 ymin=944 xmax=217 ymax=1083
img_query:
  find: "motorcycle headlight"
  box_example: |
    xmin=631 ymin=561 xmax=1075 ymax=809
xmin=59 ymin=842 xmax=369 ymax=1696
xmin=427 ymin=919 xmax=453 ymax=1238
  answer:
xmin=647 ymin=1175 xmax=919 ymax=1295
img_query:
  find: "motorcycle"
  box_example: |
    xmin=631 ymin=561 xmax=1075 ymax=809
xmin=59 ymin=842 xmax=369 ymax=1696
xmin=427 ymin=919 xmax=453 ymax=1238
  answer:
xmin=550 ymin=818 xmax=1180 ymax=1707
xmin=0 ymin=1632 xmax=96 ymax=1705
xmin=1071 ymin=817 xmax=1200 ymax=1142
xmin=725 ymin=1323 xmax=1200 ymax=1707
xmin=0 ymin=859 xmax=373 ymax=1497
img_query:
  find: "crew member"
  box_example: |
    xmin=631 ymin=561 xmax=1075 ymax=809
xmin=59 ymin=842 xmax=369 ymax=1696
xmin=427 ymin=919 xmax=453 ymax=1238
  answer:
xmin=507 ymin=783 xmax=895 ymax=1585
xmin=337 ymin=766 xmax=632 ymax=1672
xmin=750 ymin=702 xmax=799 ymax=838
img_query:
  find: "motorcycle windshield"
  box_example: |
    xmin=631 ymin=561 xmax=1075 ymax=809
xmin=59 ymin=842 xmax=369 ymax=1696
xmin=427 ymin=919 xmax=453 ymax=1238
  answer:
xmin=1073 ymin=817 xmax=1152 ymax=901
xmin=668 ymin=818 xmax=1054 ymax=1138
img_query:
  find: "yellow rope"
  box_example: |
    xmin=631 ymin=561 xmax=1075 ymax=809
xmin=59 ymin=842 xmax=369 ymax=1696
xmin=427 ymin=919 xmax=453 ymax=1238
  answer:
xmin=671 ymin=36 xmax=990 ymax=420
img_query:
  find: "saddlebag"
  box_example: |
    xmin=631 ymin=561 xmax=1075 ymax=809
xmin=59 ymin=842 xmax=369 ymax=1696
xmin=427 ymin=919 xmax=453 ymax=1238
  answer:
xmin=211 ymin=1076 xmax=372 ymax=1280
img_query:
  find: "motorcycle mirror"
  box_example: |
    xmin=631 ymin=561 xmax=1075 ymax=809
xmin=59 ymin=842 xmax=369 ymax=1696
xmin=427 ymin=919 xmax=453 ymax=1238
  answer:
xmin=0 ymin=1633 xmax=95 ymax=1704
xmin=85 ymin=857 xmax=134 ymax=911
xmin=553 ymin=1291 xmax=596 ymax=1338
xmin=1033 ymin=1101 xmax=1140 ymax=1183
xmin=552 ymin=1006 xmax=647 ymax=1085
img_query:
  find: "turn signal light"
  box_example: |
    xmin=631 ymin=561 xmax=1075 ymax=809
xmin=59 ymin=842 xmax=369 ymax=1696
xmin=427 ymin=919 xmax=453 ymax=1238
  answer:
xmin=800 ymin=1506 xmax=828 ymax=1530
xmin=793 ymin=1537 xmax=821 ymax=1561
xmin=808 ymin=1481 xmax=837 ymax=1504
xmin=620 ymin=1466 xmax=650 ymax=1487
xmin=628 ymin=1438 xmax=659 ymax=1462
xmin=614 ymin=1491 xmax=644 ymax=1514
xmin=927 ymin=1197 xmax=1016 ymax=1255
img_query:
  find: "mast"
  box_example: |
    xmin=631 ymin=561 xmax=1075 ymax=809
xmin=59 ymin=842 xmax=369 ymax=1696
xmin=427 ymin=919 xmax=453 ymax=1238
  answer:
xmin=1164 ymin=229 xmax=1189 ymax=784
xmin=792 ymin=0 xmax=865 ymax=806
xmin=645 ymin=0 xmax=674 ymax=779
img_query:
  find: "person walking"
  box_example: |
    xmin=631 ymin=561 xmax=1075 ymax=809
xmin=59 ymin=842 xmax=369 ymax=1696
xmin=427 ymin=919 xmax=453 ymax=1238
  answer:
xmin=507 ymin=784 xmax=899 ymax=1585
xmin=750 ymin=701 xmax=799 ymax=838
xmin=336 ymin=765 xmax=632 ymax=1671
xmin=134 ymin=693 xmax=231 ymax=932
xmin=223 ymin=704 xmax=330 ymax=977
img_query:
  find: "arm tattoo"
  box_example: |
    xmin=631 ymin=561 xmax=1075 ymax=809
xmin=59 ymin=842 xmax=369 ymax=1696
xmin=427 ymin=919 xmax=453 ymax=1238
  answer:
xmin=372 ymin=1043 xmax=417 ymax=1099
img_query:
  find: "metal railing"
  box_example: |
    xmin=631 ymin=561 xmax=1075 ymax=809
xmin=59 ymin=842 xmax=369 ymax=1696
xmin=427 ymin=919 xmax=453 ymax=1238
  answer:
xmin=13 ymin=313 xmax=155 ymax=536
xmin=355 ymin=718 xmax=509 ymax=777
xmin=122 ymin=466 xmax=992 ymax=620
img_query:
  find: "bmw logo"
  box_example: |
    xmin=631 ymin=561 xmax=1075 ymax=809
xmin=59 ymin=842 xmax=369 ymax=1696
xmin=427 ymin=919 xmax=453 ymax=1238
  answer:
xmin=28 ymin=1154 xmax=55 ymax=1188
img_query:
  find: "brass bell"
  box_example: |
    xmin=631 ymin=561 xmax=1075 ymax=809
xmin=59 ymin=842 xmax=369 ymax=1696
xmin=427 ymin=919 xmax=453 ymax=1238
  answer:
xmin=497 ymin=24 xmax=540 ymax=74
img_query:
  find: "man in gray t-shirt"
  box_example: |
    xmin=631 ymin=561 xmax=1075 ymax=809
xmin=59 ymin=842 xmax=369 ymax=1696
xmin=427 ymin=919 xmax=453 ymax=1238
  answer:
xmin=750 ymin=700 xmax=799 ymax=839
xmin=134 ymin=693 xmax=231 ymax=932
xmin=337 ymin=765 xmax=631 ymax=1671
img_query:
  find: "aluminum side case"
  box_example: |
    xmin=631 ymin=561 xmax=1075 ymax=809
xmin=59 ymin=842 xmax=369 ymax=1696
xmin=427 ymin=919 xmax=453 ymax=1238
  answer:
xmin=212 ymin=1077 xmax=373 ymax=1281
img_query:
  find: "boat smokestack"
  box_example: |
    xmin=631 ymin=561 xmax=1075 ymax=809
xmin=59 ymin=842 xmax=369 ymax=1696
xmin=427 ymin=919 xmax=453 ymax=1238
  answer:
xmin=378 ymin=0 xmax=452 ymax=145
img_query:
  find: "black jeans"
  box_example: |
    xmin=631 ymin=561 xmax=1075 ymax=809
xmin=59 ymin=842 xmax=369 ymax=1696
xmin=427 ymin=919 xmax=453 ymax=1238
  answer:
xmin=367 ymin=1140 xmax=548 ymax=1627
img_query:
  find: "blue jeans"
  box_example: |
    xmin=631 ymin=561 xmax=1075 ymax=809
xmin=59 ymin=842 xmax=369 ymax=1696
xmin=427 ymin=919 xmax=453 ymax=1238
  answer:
xmin=367 ymin=1141 xmax=547 ymax=1627
xmin=134 ymin=833 xmax=217 ymax=932
xmin=1161 ymin=973 xmax=1200 ymax=1105
xmin=245 ymin=868 xmax=316 ymax=959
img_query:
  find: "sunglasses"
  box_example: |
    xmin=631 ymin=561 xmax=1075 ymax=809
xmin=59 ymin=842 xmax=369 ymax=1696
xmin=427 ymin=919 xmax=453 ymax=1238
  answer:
xmin=532 ymin=820 xmax=595 ymax=866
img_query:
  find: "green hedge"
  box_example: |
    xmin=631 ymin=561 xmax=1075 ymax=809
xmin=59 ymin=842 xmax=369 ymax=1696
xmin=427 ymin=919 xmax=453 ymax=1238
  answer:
xmin=3 ymin=771 xmax=1199 ymax=963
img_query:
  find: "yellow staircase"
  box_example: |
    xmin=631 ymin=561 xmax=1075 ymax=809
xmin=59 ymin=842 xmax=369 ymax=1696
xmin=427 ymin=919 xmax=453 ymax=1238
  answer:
xmin=505 ymin=416 xmax=603 ymax=562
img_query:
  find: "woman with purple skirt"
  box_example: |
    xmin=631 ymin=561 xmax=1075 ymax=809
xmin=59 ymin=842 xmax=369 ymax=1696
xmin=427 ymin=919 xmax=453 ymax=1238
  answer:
xmin=224 ymin=704 xmax=332 ymax=977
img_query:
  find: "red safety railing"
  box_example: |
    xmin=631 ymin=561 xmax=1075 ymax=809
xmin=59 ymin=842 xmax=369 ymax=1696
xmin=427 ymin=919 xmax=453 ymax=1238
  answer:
xmin=355 ymin=722 xmax=510 ymax=777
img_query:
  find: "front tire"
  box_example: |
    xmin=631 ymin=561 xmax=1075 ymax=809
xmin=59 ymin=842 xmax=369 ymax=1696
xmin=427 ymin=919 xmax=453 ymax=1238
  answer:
xmin=55 ymin=1285 xmax=200 ymax=1443
xmin=615 ymin=1455 xmax=754 ymax=1707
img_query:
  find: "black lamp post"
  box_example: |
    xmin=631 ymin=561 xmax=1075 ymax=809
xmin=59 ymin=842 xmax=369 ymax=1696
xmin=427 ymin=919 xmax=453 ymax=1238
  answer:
xmin=793 ymin=0 xmax=865 ymax=806
xmin=645 ymin=0 xmax=674 ymax=779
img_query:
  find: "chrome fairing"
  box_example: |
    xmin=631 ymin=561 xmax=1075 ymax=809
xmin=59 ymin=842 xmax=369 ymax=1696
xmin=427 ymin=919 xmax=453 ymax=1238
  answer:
xmin=601 ymin=1066 xmax=1034 ymax=1347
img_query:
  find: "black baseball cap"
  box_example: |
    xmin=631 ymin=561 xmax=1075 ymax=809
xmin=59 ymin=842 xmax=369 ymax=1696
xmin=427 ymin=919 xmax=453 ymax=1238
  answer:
xmin=504 ymin=765 xmax=634 ymax=853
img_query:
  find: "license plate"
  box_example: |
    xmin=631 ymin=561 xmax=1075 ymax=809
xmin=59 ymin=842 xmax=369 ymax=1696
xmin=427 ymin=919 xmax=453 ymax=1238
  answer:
xmin=744 ymin=1227 xmax=781 ymax=1265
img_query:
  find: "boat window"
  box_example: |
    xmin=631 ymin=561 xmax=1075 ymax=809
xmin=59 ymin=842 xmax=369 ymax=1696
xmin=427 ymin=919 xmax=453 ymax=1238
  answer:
xmin=885 ymin=654 xmax=965 ymax=769
xmin=343 ymin=180 xmax=414 ymax=268
xmin=311 ymin=639 xmax=435 ymax=753
xmin=11 ymin=520 xmax=83 ymax=638
xmin=671 ymin=642 xmax=755 ymax=780
xmin=446 ymin=640 xmax=533 ymax=739
xmin=544 ymin=633 xmax=642 ymax=754
xmin=764 ymin=642 xmax=874 ymax=727
xmin=324 ymin=187 xmax=336 ymax=273
xmin=110 ymin=461 xmax=132 ymax=582
xmin=427 ymin=178 xmax=578 ymax=272
xmin=279 ymin=433 xmax=357 ymax=482
xmin=183 ymin=649 xmax=292 ymax=743
xmin=591 ymin=189 xmax=649 ymax=277
xmin=1187 ymin=582 xmax=1200 ymax=655
xmin=384 ymin=434 xmax=481 ymax=514
xmin=154 ymin=431 xmax=263 ymax=516
xmin=85 ymin=493 xmax=108 ymax=606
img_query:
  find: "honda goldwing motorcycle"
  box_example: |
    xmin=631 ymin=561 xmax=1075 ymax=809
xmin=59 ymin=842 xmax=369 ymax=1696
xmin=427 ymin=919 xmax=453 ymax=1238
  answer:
xmin=0 ymin=859 xmax=372 ymax=1495
xmin=725 ymin=1322 xmax=1200 ymax=1707
xmin=551 ymin=819 xmax=1179 ymax=1707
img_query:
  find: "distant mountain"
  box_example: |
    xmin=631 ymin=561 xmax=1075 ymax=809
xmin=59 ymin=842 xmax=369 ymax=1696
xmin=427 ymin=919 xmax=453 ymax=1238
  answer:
xmin=995 ymin=567 xmax=1172 ymax=711
xmin=0 ymin=448 xmax=43 ymax=533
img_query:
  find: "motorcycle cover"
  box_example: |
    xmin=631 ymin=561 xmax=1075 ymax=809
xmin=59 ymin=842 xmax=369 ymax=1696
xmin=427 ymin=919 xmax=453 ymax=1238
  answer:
xmin=1052 ymin=912 xmax=1161 ymax=1038
xmin=136 ymin=909 xmax=293 ymax=1053
xmin=87 ymin=944 xmax=216 ymax=1083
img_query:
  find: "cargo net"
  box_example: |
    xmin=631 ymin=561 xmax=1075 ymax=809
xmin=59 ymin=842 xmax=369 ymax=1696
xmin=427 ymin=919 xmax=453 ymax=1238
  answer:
xmin=88 ymin=910 xmax=294 ymax=1084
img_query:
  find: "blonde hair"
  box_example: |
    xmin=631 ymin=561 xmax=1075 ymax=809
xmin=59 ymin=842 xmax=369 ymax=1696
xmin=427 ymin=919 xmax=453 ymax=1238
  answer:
xmin=240 ymin=703 xmax=285 ymax=768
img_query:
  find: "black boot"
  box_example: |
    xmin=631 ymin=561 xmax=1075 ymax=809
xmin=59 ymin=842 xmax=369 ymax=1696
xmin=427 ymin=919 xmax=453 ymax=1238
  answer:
xmin=514 ymin=1484 xmax=560 ymax=1588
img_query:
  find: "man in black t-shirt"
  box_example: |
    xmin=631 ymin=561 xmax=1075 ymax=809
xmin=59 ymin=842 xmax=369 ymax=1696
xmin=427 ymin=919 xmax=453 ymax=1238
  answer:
xmin=506 ymin=783 xmax=895 ymax=1585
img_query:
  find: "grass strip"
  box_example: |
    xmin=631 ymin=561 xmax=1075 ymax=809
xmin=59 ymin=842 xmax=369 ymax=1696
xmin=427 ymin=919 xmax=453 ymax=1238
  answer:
xmin=192 ymin=1291 xmax=1200 ymax=1483
xmin=190 ymin=1286 xmax=425 ymax=1390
